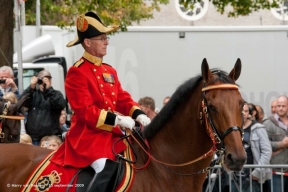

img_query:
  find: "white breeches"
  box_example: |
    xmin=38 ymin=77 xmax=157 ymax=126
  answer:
xmin=90 ymin=158 xmax=107 ymax=173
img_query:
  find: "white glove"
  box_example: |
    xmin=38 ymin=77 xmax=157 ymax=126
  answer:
xmin=136 ymin=114 xmax=151 ymax=126
xmin=115 ymin=116 xmax=135 ymax=130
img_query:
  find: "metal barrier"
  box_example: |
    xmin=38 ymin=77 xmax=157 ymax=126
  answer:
xmin=203 ymin=165 xmax=288 ymax=192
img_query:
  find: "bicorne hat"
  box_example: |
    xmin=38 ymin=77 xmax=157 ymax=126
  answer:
xmin=67 ymin=12 xmax=118 ymax=47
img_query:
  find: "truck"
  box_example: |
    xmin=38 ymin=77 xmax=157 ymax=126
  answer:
xmin=13 ymin=25 xmax=288 ymax=119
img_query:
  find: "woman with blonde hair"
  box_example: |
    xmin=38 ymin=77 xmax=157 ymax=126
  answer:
xmin=2 ymin=92 xmax=18 ymax=103
xmin=20 ymin=134 xmax=32 ymax=145
xmin=2 ymin=92 xmax=26 ymax=134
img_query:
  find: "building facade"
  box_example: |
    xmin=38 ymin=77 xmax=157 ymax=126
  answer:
xmin=135 ymin=0 xmax=288 ymax=26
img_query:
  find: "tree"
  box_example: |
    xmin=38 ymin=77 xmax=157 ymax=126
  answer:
xmin=0 ymin=0 xmax=14 ymax=67
xmin=24 ymin=0 xmax=169 ymax=31
xmin=0 ymin=0 xmax=285 ymax=67
xmin=180 ymin=0 xmax=284 ymax=17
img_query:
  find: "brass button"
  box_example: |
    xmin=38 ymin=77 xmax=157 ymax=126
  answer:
xmin=105 ymin=101 xmax=108 ymax=104
xmin=112 ymin=92 xmax=115 ymax=95
xmin=113 ymin=101 xmax=116 ymax=105
xmin=102 ymin=93 xmax=105 ymax=96
xmin=97 ymin=76 xmax=100 ymax=79
xmin=100 ymin=84 xmax=103 ymax=87
xmin=93 ymin=69 xmax=96 ymax=72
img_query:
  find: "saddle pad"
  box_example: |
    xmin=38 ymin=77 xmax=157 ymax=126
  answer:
xmin=21 ymin=151 xmax=79 ymax=192
xmin=115 ymin=142 xmax=135 ymax=192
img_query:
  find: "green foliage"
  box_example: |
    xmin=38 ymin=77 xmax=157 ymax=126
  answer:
xmin=24 ymin=0 xmax=169 ymax=31
xmin=179 ymin=0 xmax=285 ymax=17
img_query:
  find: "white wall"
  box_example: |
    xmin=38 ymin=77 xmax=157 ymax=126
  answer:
xmin=15 ymin=26 xmax=288 ymax=117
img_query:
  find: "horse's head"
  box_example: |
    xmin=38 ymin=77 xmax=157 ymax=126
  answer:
xmin=201 ymin=58 xmax=246 ymax=171
xmin=0 ymin=93 xmax=29 ymax=143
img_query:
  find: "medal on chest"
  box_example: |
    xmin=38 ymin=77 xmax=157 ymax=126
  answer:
xmin=102 ymin=73 xmax=115 ymax=83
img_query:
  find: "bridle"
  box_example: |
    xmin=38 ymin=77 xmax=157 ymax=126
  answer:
xmin=0 ymin=101 xmax=25 ymax=143
xmin=115 ymin=83 xmax=244 ymax=175
xmin=201 ymin=84 xmax=244 ymax=153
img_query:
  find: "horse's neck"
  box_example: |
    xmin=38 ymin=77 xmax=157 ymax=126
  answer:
xmin=130 ymin=92 xmax=214 ymax=191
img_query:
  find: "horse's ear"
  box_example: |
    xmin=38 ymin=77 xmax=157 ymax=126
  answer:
xmin=201 ymin=58 xmax=213 ymax=82
xmin=229 ymin=58 xmax=242 ymax=81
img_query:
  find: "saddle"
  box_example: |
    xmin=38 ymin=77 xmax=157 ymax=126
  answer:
xmin=21 ymin=148 xmax=135 ymax=192
xmin=70 ymin=157 xmax=128 ymax=192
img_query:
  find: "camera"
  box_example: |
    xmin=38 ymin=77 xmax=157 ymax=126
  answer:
xmin=37 ymin=77 xmax=43 ymax=84
xmin=0 ymin=79 xmax=6 ymax=84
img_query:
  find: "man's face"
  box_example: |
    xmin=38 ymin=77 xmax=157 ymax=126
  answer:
xmin=0 ymin=70 xmax=12 ymax=88
xmin=59 ymin=110 xmax=66 ymax=126
xmin=86 ymin=34 xmax=109 ymax=58
xmin=140 ymin=105 xmax=150 ymax=115
xmin=256 ymin=105 xmax=264 ymax=120
xmin=0 ymin=70 xmax=12 ymax=79
xmin=163 ymin=98 xmax=170 ymax=106
xmin=276 ymin=97 xmax=288 ymax=117
xmin=271 ymin=100 xmax=277 ymax=114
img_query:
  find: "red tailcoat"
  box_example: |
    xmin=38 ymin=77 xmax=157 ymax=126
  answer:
xmin=51 ymin=51 xmax=143 ymax=168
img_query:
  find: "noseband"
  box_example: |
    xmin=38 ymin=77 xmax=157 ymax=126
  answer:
xmin=201 ymin=84 xmax=243 ymax=152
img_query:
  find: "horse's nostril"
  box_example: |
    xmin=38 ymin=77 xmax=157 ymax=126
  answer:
xmin=226 ymin=153 xmax=233 ymax=163
xmin=225 ymin=152 xmax=247 ymax=172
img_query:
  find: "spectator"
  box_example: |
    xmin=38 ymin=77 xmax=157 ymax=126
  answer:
xmin=2 ymin=91 xmax=17 ymax=103
xmin=19 ymin=134 xmax=32 ymax=145
xmin=247 ymin=103 xmax=259 ymax=121
xmin=19 ymin=70 xmax=66 ymax=146
xmin=255 ymin=105 xmax=265 ymax=123
xmin=270 ymin=99 xmax=277 ymax=115
xmin=0 ymin=66 xmax=19 ymax=98
xmin=138 ymin=96 xmax=157 ymax=120
xmin=232 ymin=102 xmax=272 ymax=192
xmin=2 ymin=92 xmax=26 ymax=134
xmin=263 ymin=95 xmax=288 ymax=192
xmin=59 ymin=109 xmax=68 ymax=132
xmin=47 ymin=135 xmax=63 ymax=150
xmin=163 ymin=96 xmax=170 ymax=106
xmin=50 ymin=11 xmax=150 ymax=192
xmin=39 ymin=135 xmax=50 ymax=148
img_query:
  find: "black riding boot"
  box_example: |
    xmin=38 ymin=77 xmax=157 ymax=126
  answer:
xmin=86 ymin=159 xmax=119 ymax=192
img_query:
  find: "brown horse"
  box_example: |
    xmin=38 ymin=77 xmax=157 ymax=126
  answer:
xmin=0 ymin=59 xmax=246 ymax=192
xmin=0 ymin=94 xmax=29 ymax=143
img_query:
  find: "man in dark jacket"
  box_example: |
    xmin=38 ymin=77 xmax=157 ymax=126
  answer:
xmin=20 ymin=70 xmax=66 ymax=145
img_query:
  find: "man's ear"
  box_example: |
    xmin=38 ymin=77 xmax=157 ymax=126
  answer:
xmin=83 ymin=38 xmax=90 ymax=47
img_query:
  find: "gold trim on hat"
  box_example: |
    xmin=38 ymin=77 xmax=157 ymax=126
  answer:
xmin=77 ymin=15 xmax=89 ymax=32
xmin=66 ymin=36 xmax=79 ymax=47
xmin=85 ymin=16 xmax=118 ymax=34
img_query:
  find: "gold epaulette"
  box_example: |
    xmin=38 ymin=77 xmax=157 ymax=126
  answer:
xmin=73 ymin=59 xmax=84 ymax=68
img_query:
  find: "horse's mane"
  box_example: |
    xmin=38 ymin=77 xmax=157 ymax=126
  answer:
xmin=143 ymin=69 xmax=237 ymax=139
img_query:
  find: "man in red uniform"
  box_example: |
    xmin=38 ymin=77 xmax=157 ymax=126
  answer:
xmin=51 ymin=11 xmax=150 ymax=192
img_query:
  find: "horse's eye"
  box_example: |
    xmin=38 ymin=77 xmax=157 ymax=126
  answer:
xmin=208 ymin=105 xmax=217 ymax=112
